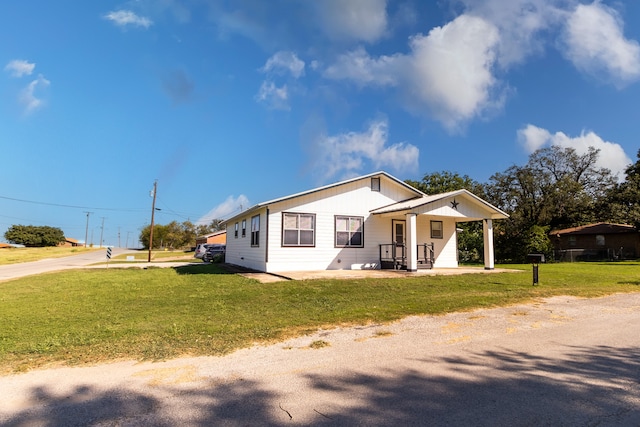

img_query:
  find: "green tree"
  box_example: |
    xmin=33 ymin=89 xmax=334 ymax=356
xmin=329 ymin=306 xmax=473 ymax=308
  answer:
xmin=406 ymin=170 xmax=484 ymax=196
xmin=486 ymin=146 xmax=616 ymax=262
xmin=601 ymin=149 xmax=640 ymax=228
xmin=4 ymin=225 xmax=66 ymax=247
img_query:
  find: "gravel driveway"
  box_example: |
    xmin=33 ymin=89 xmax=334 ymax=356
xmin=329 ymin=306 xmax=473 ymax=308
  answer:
xmin=1 ymin=293 xmax=639 ymax=426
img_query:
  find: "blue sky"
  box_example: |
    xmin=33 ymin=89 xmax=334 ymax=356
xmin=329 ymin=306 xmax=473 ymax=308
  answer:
xmin=2 ymin=0 xmax=640 ymax=247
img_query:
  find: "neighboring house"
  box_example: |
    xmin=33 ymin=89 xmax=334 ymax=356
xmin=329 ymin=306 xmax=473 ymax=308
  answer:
xmin=550 ymin=222 xmax=640 ymax=261
xmin=58 ymin=237 xmax=81 ymax=247
xmin=195 ymin=230 xmax=227 ymax=246
xmin=222 ymin=171 xmax=508 ymax=273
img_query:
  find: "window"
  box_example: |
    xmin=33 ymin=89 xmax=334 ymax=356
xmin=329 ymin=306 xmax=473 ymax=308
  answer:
xmin=335 ymin=216 xmax=364 ymax=247
xmin=430 ymin=220 xmax=443 ymax=239
xmin=596 ymin=235 xmax=605 ymax=246
xmin=371 ymin=177 xmax=380 ymax=192
xmin=241 ymin=219 xmax=246 ymax=238
xmin=282 ymin=212 xmax=315 ymax=246
xmin=234 ymin=222 xmax=239 ymax=238
xmin=568 ymin=236 xmax=576 ymax=246
xmin=251 ymin=215 xmax=260 ymax=247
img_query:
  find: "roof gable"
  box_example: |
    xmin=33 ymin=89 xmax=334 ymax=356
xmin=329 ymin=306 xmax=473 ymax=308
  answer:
xmin=370 ymin=189 xmax=509 ymax=220
xmin=223 ymin=171 xmax=424 ymax=223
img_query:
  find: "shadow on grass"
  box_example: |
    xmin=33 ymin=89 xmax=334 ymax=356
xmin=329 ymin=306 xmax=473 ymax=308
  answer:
xmin=173 ymin=263 xmax=258 ymax=276
xmin=3 ymin=345 xmax=638 ymax=426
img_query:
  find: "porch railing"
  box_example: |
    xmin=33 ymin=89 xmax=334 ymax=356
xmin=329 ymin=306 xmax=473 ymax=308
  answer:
xmin=379 ymin=243 xmax=434 ymax=270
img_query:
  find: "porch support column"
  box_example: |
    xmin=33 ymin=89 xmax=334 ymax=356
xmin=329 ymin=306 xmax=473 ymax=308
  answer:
xmin=483 ymin=219 xmax=495 ymax=270
xmin=406 ymin=213 xmax=418 ymax=272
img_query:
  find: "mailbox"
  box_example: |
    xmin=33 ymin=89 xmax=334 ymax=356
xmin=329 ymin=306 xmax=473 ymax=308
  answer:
xmin=527 ymin=254 xmax=545 ymax=264
xmin=527 ymin=254 xmax=544 ymax=285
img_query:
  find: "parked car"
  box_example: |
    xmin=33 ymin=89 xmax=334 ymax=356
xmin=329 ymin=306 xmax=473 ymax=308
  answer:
xmin=194 ymin=243 xmax=212 ymax=259
xmin=202 ymin=244 xmax=226 ymax=263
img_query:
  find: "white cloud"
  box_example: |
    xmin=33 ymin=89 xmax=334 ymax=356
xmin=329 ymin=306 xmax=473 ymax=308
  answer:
xmin=104 ymin=10 xmax=153 ymax=29
xmin=323 ymin=15 xmax=502 ymax=131
xmin=405 ymin=15 xmax=501 ymax=131
xmin=19 ymin=74 xmax=50 ymax=114
xmin=561 ymin=2 xmax=640 ymax=87
xmin=518 ymin=124 xmax=632 ymax=179
xmin=309 ymin=118 xmax=419 ymax=182
xmin=198 ymin=195 xmax=250 ymax=224
xmin=455 ymin=0 xmax=563 ymax=67
xmin=313 ymin=0 xmax=388 ymax=43
xmin=261 ymin=51 xmax=305 ymax=78
xmin=255 ymin=81 xmax=289 ymax=111
xmin=323 ymin=47 xmax=401 ymax=87
xmin=518 ymin=124 xmax=552 ymax=152
xmin=4 ymin=59 xmax=35 ymax=78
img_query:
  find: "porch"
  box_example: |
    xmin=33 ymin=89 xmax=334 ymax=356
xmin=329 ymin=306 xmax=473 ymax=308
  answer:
xmin=379 ymin=243 xmax=434 ymax=270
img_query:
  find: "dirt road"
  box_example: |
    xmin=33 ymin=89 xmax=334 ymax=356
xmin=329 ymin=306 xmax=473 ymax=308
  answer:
xmin=1 ymin=293 xmax=639 ymax=426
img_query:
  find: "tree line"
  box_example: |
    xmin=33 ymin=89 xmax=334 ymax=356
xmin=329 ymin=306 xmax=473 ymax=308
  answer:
xmin=139 ymin=220 xmax=223 ymax=250
xmin=406 ymin=146 xmax=640 ymax=263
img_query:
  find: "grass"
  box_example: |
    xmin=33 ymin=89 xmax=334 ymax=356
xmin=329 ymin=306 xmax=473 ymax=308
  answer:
xmin=111 ymin=250 xmax=198 ymax=262
xmin=0 ymin=262 xmax=638 ymax=373
xmin=0 ymin=246 xmax=101 ymax=265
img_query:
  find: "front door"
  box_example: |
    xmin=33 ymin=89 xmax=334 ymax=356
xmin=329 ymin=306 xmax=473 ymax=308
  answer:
xmin=392 ymin=220 xmax=405 ymax=261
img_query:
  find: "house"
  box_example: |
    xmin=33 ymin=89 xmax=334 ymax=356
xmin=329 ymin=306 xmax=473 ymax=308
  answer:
xmin=195 ymin=230 xmax=227 ymax=246
xmin=550 ymin=222 xmax=640 ymax=261
xmin=58 ymin=237 xmax=81 ymax=247
xmin=222 ymin=171 xmax=509 ymax=273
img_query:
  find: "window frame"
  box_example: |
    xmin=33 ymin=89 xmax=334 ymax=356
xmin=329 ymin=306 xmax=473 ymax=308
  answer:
xmin=251 ymin=215 xmax=260 ymax=247
xmin=371 ymin=177 xmax=381 ymax=192
xmin=334 ymin=215 xmax=364 ymax=248
xmin=234 ymin=222 xmax=239 ymax=239
xmin=282 ymin=212 xmax=316 ymax=247
xmin=430 ymin=220 xmax=443 ymax=239
xmin=241 ymin=219 xmax=246 ymax=238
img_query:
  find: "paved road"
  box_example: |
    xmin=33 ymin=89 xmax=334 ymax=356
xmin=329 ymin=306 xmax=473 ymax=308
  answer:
xmin=0 ymin=249 xmax=190 ymax=281
xmin=1 ymin=293 xmax=639 ymax=426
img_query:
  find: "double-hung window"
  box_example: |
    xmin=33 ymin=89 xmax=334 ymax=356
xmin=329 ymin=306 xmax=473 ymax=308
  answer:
xmin=251 ymin=215 xmax=260 ymax=247
xmin=430 ymin=220 xmax=443 ymax=239
xmin=335 ymin=216 xmax=364 ymax=247
xmin=282 ymin=212 xmax=315 ymax=246
xmin=234 ymin=222 xmax=239 ymax=238
xmin=241 ymin=219 xmax=246 ymax=238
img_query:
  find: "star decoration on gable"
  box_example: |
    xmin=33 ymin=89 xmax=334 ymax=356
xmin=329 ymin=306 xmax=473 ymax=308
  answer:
xmin=450 ymin=199 xmax=459 ymax=210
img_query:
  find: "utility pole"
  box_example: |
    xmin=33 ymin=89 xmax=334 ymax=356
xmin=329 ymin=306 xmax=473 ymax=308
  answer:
xmin=83 ymin=212 xmax=92 ymax=248
xmin=117 ymin=227 xmax=121 ymax=248
xmin=100 ymin=217 xmax=106 ymax=248
xmin=148 ymin=180 xmax=158 ymax=262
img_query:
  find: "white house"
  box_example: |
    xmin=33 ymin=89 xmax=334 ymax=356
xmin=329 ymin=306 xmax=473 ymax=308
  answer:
xmin=222 ymin=171 xmax=508 ymax=273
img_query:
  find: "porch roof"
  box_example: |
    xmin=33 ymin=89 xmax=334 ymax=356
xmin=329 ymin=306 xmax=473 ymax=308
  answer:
xmin=369 ymin=189 xmax=509 ymax=220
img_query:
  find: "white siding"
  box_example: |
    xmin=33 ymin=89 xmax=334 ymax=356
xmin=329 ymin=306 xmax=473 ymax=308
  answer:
xmin=416 ymin=194 xmax=494 ymax=221
xmin=264 ymin=177 xmax=415 ymax=272
xmin=225 ymin=208 xmax=268 ymax=271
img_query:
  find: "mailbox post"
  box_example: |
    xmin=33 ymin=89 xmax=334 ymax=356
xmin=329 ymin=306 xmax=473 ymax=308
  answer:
xmin=527 ymin=254 xmax=545 ymax=285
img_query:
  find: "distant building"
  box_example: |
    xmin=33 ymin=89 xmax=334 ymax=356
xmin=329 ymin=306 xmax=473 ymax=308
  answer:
xmin=58 ymin=237 xmax=82 ymax=247
xmin=195 ymin=230 xmax=226 ymax=246
xmin=550 ymin=223 xmax=640 ymax=261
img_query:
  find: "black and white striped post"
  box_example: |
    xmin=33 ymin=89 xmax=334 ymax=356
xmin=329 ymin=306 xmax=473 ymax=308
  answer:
xmin=106 ymin=246 xmax=112 ymax=267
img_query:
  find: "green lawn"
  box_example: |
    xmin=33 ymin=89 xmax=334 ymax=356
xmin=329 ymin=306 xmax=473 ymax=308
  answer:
xmin=0 ymin=262 xmax=638 ymax=373
xmin=0 ymin=246 xmax=199 ymax=265
xmin=0 ymin=247 xmax=101 ymax=265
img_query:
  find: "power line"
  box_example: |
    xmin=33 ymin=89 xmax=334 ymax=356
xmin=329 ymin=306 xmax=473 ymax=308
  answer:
xmin=0 ymin=195 xmax=147 ymax=212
